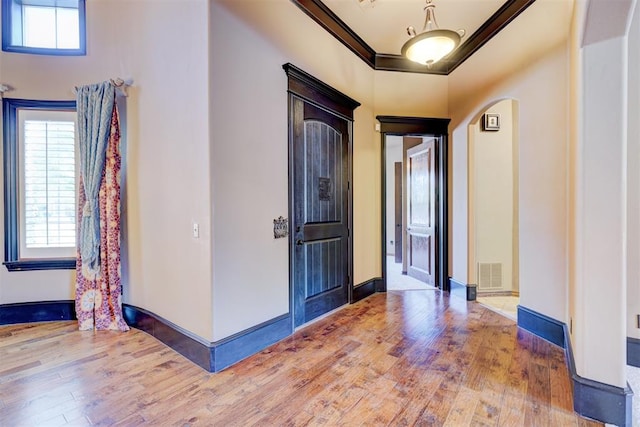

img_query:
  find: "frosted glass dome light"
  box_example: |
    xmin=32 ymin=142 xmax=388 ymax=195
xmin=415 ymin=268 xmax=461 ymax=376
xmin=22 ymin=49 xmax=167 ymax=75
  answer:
xmin=401 ymin=0 xmax=465 ymax=67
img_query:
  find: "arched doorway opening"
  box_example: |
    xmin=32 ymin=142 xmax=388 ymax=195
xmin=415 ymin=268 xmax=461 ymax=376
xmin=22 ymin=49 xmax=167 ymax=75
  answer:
xmin=468 ymin=99 xmax=520 ymax=319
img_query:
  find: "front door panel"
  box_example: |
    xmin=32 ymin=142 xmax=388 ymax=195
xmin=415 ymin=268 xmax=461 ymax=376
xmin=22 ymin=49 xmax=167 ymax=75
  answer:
xmin=292 ymin=98 xmax=350 ymax=327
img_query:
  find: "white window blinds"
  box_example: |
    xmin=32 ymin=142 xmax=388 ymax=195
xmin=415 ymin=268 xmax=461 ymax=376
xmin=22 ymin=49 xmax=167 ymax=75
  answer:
xmin=21 ymin=116 xmax=76 ymax=252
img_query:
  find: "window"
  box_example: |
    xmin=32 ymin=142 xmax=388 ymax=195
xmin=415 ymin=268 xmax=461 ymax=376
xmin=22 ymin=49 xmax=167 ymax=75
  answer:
xmin=2 ymin=0 xmax=86 ymax=55
xmin=3 ymin=98 xmax=77 ymax=271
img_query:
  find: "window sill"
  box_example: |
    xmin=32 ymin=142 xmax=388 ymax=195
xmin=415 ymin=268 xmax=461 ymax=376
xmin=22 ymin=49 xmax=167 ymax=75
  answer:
xmin=4 ymin=258 xmax=76 ymax=272
xmin=2 ymin=45 xmax=86 ymax=56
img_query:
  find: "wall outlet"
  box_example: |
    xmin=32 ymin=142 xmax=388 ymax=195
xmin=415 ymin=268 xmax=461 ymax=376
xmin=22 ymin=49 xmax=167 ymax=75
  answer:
xmin=193 ymin=222 xmax=199 ymax=238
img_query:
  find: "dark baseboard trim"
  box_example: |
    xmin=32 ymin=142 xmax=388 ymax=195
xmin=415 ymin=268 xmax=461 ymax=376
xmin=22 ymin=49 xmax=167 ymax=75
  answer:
xmin=0 ymin=300 xmax=293 ymax=373
xmin=374 ymin=277 xmax=385 ymax=292
xmin=0 ymin=300 xmax=76 ymax=324
xmin=449 ymin=278 xmax=477 ymax=301
xmin=517 ymin=305 xmax=564 ymax=347
xmin=518 ymin=305 xmax=633 ymax=426
xmin=124 ymin=304 xmax=293 ymax=373
xmin=353 ymin=277 xmax=382 ymax=302
xmin=628 ymin=337 xmax=640 ymax=368
xmin=123 ymin=304 xmax=213 ymax=371
xmin=212 ymin=313 xmax=292 ymax=372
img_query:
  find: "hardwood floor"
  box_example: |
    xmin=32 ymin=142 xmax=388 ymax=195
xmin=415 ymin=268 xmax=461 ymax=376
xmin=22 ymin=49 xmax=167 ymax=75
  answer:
xmin=0 ymin=291 xmax=602 ymax=426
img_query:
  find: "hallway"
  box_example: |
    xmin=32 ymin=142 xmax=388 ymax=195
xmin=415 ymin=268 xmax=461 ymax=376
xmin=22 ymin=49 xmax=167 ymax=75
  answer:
xmin=0 ymin=291 xmax=601 ymax=426
xmin=386 ymin=255 xmax=434 ymax=291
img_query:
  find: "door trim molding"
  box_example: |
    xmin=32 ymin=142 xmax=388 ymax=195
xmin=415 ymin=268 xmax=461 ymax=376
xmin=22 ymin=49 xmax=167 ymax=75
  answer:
xmin=283 ymin=63 xmax=360 ymax=120
xmin=377 ymin=116 xmax=450 ymax=292
xmin=284 ymin=63 xmax=359 ymax=326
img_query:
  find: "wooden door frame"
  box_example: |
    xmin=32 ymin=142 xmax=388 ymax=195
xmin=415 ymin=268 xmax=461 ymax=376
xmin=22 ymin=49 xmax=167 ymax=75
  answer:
xmin=377 ymin=116 xmax=450 ymax=292
xmin=284 ymin=63 xmax=360 ymax=326
xmin=394 ymin=162 xmax=402 ymax=264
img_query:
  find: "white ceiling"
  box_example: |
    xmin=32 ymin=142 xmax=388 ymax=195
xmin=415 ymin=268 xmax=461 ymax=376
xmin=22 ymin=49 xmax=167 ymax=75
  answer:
xmin=322 ymin=0 xmax=508 ymax=54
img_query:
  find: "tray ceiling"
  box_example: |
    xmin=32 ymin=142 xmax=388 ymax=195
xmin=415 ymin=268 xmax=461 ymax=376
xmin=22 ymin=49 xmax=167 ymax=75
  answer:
xmin=291 ymin=0 xmax=539 ymax=74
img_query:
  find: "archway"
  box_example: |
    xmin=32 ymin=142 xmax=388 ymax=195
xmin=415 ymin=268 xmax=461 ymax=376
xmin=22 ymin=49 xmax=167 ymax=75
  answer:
xmin=467 ymin=99 xmax=519 ymax=319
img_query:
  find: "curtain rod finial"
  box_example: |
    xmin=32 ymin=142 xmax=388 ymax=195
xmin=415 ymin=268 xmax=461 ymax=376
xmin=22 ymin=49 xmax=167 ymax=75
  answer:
xmin=0 ymin=84 xmax=13 ymax=98
xmin=110 ymin=77 xmax=133 ymax=97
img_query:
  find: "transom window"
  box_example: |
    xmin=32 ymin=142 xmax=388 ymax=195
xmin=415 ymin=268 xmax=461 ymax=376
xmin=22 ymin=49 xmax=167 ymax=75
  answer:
xmin=3 ymin=99 xmax=78 ymax=271
xmin=2 ymin=0 xmax=86 ymax=55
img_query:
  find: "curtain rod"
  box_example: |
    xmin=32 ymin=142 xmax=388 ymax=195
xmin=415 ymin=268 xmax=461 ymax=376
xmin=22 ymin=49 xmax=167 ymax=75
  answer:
xmin=0 ymin=84 xmax=11 ymax=98
xmin=0 ymin=80 xmax=131 ymax=98
xmin=73 ymin=78 xmax=132 ymax=97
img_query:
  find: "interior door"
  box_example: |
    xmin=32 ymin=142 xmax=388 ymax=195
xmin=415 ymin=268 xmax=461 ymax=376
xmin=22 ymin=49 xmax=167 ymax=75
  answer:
xmin=291 ymin=97 xmax=350 ymax=327
xmin=405 ymin=139 xmax=435 ymax=285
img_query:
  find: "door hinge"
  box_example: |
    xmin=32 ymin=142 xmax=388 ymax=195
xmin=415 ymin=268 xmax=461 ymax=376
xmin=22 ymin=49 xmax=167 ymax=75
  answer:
xmin=347 ymin=275 xmax=350 ymax=284
xmin=348 ymin=181 xmax=350 ymax=190
xmin=347 ymin=228 xmax=350 ymax=237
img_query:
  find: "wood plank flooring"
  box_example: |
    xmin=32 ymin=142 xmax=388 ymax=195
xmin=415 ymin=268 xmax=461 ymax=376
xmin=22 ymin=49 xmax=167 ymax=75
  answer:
xmin=0 ymin=291 xmax=602 ymax=426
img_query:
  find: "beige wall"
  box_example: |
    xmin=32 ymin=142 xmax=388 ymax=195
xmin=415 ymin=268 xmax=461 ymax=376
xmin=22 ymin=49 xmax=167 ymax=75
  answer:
xmin=469 ymin=100 xmax=517 ymax=293
xmin=9 ymin=2 xmax=635 ymax=393
xmin=570 ymin=0 xmax=635 ymax=388
xmin=210 ymin=2 xmax=290 ymax=340
xmin=573 ymin=36 xmax=627 ymax=388
xmin=211 ymin=0 xmax=450 ymax=339
xmin=352 ymin=107 xmax=381 ymax=286
xmin=1 ymin=0 xmax=452 ymax=343
xmin=211 ymin=0 xmax=384 ymax=340
xmin=373 ymin=71 xmax=448 ymax=118
xmin=449 ymin=42 xmax=569 ymax=322
xmin=450 ymin=120 xmax=468 ymax=283
xmin=627 ymin=1 xmax=640 ymax=341
xmin=0 ymin=0 xmax=214 ymax=340
xmin=567 ymin=0 xmax=584 ymax=362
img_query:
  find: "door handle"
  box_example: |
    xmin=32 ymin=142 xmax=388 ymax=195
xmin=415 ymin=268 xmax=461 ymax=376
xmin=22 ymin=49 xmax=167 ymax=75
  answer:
xmin=296 ymin=239 xmax=304 ymax=246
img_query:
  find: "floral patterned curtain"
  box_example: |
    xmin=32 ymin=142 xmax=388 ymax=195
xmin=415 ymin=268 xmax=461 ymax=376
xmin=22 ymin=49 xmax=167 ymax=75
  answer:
xmin=75 ymin=87 xmax=128 ymax=331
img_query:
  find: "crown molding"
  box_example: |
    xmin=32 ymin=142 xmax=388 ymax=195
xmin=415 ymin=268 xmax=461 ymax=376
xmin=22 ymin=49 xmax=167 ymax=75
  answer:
xmin=291 ymin=0 xmax=376 ymax=67
xmin=290 ymin=0 xmax=537 ymax=75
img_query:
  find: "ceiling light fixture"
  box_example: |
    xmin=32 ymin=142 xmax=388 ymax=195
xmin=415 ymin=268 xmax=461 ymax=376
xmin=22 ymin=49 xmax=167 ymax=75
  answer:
xmin=401 ymin=0 xmax=465 ymax=67
xmin=356 ymin=0 xmax=376 ymax=8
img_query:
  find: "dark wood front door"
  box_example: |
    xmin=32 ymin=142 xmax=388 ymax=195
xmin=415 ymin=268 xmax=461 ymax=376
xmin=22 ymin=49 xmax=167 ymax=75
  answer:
xmin=291 ymin=98 xmax=351 ymax=327
xmin=405 ymin=139 xmax=436 ymax=285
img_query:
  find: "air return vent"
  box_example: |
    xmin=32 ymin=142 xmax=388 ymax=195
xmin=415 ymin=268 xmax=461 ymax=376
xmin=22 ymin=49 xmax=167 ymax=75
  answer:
xmin=478 ymin=263 xmax=503 ymax=290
